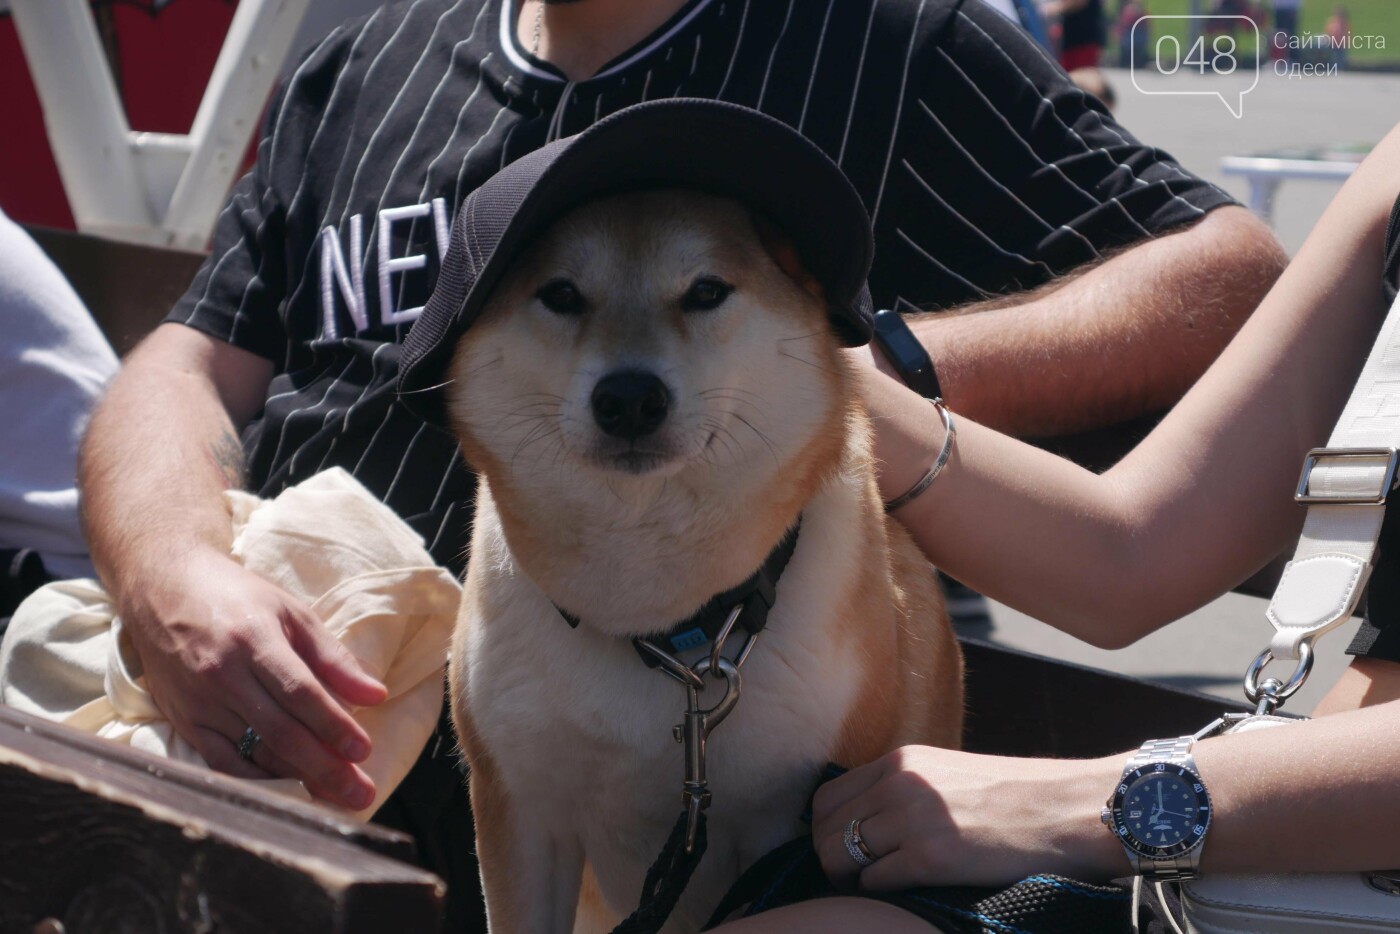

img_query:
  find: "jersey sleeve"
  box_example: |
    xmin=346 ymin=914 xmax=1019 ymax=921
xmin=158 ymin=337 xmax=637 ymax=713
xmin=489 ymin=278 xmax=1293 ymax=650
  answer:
xmin=914 ymin=0 xmax=1236 ymax=272
xmin=165 ymin=22 xmax=361 ymax=364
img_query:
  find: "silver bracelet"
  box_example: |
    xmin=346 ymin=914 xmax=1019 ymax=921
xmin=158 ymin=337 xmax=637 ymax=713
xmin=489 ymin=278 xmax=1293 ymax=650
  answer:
xmin=883 ymin=397 xmax=956 ymax=514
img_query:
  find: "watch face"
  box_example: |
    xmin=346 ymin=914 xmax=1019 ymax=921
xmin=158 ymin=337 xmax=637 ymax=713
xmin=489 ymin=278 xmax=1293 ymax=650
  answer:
xmin=1109 ymin=763 xmax=1212 ymax=860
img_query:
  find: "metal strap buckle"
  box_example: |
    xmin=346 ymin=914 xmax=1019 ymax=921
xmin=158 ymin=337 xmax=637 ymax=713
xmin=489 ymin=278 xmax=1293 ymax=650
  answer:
xmin=1295 ymin=447 xmax=1400 ymax=504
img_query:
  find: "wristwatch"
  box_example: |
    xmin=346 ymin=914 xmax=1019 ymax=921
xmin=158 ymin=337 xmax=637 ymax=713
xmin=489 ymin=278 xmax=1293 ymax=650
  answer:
xmin=1101 ymin=736 xmax=1213 ymax=881
xmin=871 ymin=304 xmax=942 ymax=399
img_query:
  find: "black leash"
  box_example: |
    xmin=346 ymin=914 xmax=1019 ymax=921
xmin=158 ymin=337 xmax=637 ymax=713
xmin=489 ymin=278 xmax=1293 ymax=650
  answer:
xmin=565 ymin=522 xmax=802 ymax=934
xmin=610 ymin=810 xmax=709 ymax=934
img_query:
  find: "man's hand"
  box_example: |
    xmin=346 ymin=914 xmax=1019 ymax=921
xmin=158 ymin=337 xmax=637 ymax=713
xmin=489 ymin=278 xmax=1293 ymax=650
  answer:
xmin=82 ymin=326 xmax=390 ymax=809
xmin=118 ymin=548 xmax=388 ymax=810
xmin=812 ymin=746 xmax=1123 ymax=891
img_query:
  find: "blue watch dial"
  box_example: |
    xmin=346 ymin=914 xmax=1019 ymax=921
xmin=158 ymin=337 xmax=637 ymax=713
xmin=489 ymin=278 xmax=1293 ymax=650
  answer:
xmin=1110 ymin=763 xmax=1211 ymax=859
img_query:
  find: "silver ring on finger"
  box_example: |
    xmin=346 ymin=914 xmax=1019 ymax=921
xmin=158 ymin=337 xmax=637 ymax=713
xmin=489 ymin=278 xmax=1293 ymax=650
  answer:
xmin=237 ymin=726 xmax=263 ymax=762
xmin=843 ymin=818 xmax=877 ymax=868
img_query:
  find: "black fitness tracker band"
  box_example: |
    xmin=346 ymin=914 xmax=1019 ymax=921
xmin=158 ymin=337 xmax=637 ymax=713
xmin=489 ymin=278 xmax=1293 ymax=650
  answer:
xmin=871 ymin=303 xmax=941 ymax=399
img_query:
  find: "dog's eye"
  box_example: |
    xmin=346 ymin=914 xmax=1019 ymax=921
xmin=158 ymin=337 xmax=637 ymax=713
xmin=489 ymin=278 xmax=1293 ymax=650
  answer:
xmin=681 ymin=277 xmax=733 ymax=312
xmin=536 ymin=279 xmax=585 ymax=315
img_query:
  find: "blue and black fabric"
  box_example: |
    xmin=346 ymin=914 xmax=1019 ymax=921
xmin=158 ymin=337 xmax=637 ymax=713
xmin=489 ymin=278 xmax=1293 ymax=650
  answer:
xmin=706 ymin=766 xmax=1137 ymax=933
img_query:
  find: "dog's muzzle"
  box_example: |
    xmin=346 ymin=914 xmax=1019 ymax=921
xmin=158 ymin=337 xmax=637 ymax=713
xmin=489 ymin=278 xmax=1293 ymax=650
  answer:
xmin=591 ymin=370 xmax=670 ymax=440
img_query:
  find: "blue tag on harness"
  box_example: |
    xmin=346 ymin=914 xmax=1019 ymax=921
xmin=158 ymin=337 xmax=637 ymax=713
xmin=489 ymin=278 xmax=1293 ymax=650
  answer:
xmin=669 ymin=628 xmax=708 ymax=653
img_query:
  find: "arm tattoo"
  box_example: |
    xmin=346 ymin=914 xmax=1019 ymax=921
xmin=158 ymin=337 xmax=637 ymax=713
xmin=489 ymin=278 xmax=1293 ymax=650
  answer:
xmin=209 ymin=429 xmax=247 ymax=489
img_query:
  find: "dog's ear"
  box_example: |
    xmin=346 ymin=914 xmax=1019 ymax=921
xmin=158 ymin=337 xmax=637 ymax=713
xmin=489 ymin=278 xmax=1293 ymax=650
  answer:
xmin=750 ymin=212 xmax=826 ymax=303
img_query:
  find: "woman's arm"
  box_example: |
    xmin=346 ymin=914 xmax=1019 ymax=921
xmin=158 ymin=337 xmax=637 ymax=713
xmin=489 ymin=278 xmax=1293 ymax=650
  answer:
xmin=859 ymin=124 xmax=1400 ymax=647
xmin=811 ymin=697 xmax=1400 ymax=889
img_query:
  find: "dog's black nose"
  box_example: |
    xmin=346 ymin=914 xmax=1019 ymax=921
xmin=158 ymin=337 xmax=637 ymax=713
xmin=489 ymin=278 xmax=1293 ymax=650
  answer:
xmin=591 ymin=371 xmax=670 ymax=439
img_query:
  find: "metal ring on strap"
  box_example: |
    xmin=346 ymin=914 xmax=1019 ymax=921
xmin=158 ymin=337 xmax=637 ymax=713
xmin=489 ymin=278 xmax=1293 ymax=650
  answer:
xmin=1243 ymin=643 xmax=1314 ymax=704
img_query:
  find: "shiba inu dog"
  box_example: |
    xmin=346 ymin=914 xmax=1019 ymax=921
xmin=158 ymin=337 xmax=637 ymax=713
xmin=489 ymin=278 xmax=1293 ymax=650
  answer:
xmin=398 ymin=100 xmax=963 ymax=933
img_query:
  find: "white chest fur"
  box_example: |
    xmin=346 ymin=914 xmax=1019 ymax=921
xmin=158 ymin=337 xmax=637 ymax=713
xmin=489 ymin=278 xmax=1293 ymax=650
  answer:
xmin=456 ymin=477 xmax=872 ymax=931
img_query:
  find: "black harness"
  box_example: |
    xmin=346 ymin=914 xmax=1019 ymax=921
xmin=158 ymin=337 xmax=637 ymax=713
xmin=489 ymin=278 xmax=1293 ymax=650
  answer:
xmin=553 ymin=520 xmax=801 ymax=666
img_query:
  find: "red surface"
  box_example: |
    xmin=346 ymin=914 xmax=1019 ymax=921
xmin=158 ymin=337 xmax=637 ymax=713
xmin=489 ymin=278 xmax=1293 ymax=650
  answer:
xmin=0 ymin=2 xmax=240 ymax=230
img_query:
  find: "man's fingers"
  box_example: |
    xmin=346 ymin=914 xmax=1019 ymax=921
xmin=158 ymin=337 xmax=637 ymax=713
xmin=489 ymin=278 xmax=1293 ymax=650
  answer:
xmin=252 ymin=645 xmax=373 ymax=763
xmin=193 ymin=725 xmax=275 ymax=781
xmin=232 ymin=681 xmax=377 ymax=810
xmin=283 ymin=607 xmax=387 ymax=708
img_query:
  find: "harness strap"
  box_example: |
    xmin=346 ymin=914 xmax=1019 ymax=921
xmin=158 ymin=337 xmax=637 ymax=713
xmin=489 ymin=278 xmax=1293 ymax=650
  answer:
xmin=554 ymin=520 xmax=802 ymax=666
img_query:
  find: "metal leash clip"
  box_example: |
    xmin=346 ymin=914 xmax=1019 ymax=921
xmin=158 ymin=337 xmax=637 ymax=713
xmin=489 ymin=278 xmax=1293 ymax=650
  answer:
xmin=635 ymin=605 xmax=750 ymax=853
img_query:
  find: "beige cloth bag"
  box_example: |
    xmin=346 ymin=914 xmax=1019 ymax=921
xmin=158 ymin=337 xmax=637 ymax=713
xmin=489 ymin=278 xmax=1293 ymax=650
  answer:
xmin=0 ymin=468 xmax=462 ymax=821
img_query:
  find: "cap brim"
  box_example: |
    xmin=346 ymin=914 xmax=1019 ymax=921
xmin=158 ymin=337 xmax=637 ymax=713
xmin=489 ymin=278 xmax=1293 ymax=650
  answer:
xmin=399 ymin=98 xmax=874 ymax=428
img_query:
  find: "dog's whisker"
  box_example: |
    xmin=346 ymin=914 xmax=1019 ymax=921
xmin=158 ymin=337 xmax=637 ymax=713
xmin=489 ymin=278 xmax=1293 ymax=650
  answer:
xmin=460 ymin=354 xmax=506 ymax=378
xmin=698 ymin=393 xmax=767 ymax=420
xmin=776 ymin=329 xmax=824 ymax=343
xmin=509 ymin=422 xmax=561 ymax=470
xmin=778 ymin=349 xmax=842 ymax=378
xmin=731 ymin=412 xmax=779 ymax=466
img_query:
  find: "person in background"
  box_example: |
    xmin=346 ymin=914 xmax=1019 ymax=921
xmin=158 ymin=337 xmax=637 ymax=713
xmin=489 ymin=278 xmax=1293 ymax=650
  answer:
xmin=1273 ymin=0 xmax=1303 ymax=62
xmin=1116 ymin=0 xmax=1150 ymax=68
xmin=0 ymin=209 xmax=117 ymax=622
xmin=1043 ymin=0 xmax=1107 ymax=70
xmin=979 ymin=0 xmax=1053 ymax=49
xmin=1326 ymin=4 xmax=1352 ymax=69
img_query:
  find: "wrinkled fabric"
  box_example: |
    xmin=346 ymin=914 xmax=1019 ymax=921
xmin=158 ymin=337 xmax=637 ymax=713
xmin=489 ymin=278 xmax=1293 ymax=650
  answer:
xmin=0 ymin=468 xmax=461 ymax=820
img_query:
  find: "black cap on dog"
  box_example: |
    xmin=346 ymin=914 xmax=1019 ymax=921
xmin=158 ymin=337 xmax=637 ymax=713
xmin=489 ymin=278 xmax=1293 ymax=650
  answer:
xmin=398 ymin=98 xmax=875 ymax=428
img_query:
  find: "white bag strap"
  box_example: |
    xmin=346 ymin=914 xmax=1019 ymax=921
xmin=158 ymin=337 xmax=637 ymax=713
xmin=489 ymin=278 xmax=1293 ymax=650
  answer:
xmin=1252 ymin=290 xmax=1400 ymax=707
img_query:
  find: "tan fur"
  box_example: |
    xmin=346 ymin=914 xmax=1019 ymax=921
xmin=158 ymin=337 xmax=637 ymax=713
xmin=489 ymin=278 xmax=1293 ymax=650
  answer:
xmin=446 ymin=190 xmax=962 ymax=933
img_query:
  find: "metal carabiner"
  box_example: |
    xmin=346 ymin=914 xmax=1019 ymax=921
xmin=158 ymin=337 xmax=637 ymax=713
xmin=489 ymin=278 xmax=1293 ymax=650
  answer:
xmin=1242 ymin=642 xmax=1314 ymax=709
xmin=676 ymin=657 xmax=743 ymax=852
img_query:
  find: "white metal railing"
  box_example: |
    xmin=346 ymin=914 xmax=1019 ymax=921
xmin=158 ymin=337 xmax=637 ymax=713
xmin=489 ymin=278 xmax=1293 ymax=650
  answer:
xmin=10 ymin=0 xmax=311 ymax=249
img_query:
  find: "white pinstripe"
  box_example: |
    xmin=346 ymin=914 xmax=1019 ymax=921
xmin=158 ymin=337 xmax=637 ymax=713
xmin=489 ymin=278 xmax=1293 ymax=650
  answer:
xmin=836 ymin=0 xmax=879 ymax=167
xmin=275 ymin=3 xmax=454 ymax=473
xmin=266 ymin=352 xmax=360 ymax=472
xmin=384 ymin=421 xmax=431 ymax=501
xmin=898 ymin=158 xmax=1054 ymax=279
xmin=797 ymin=0 xmax=837 ymax=134
xmin=911 ymin=98 xmax=1100 ymax=259
xmin=311 ymin=342 xmax=395 ymax=475
xmin=894 ymin=227 xmax=989 ymax=296
xmin=755 ymin=0 xmax=795 ymax=111
xmin=426 ymin=498 xmax=459 ymax=559
xmin=715 ymin=0 xmax=751 ymax=99
xmin=930 ymin=48 xmax=1153 ymax=239
xmin=268 ymin=9 xmax=409 ymax=331
xmin=312 ymin=5 xmax=495 ymax=490
xmin=182 ymin=22 xmax=366 ymax=336
xmin=868 ymin=0 xmax=925 ymax=229
xmin=955 ymin=10 xmax=1204 ymax=222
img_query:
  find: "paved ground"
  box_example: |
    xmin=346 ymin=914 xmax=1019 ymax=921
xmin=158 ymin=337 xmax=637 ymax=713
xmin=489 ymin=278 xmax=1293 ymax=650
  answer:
xmin=978 ymin=67 xmax=1400 ymax=715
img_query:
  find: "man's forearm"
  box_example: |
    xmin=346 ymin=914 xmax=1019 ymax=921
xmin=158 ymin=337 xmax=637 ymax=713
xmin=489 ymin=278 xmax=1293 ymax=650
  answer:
xmin=904 ymin=206 xmax=1287 ymax=437
xmin=79 ymin=326 xmax=269 ymax=595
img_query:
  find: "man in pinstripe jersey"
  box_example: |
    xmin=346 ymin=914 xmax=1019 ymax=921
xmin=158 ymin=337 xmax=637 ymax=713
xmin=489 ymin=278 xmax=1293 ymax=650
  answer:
xmin=75 ymin=0 xmax=1285 ymax=925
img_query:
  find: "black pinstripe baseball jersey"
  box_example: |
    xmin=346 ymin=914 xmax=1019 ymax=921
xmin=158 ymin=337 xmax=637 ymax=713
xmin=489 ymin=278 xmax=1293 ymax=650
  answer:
xmin=168 ymin=0 xmax=1234 ymax=575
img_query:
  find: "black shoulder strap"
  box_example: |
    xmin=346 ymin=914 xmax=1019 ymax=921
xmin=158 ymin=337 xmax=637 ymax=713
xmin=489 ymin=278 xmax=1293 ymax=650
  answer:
xmin=1383 ymin=192 xmax=1400 ymax=304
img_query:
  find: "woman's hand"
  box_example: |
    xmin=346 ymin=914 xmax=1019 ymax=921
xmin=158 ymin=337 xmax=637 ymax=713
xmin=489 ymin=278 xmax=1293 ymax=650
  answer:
xmin=812 ymin=745 xmax=1126 ymax=891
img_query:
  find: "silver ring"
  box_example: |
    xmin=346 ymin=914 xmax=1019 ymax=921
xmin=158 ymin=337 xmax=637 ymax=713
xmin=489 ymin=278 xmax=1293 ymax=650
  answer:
xmin=236 ymin=726 xmax=262 ymax=762
xmin=843 ymin=818 xmax=876 ymax=868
